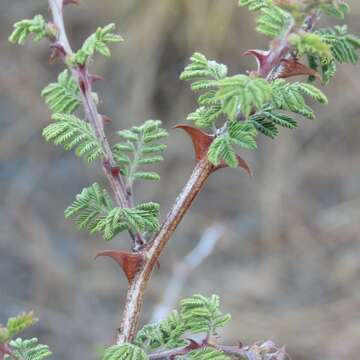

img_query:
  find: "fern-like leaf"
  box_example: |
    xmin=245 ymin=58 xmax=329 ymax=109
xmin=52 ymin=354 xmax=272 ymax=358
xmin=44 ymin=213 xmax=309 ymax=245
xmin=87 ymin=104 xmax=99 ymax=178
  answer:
xmin=74 ymin=23 xmax=123 ymax=65
xmin=6 ymin=338 xmax=51 ymax=360
xmin=43 ymin=113 xmax=103 ymax=163
xmin=319 ymin=25 xmax=360 ymax=64
xmin=113 ymin=120 xmax=167 ymax=186
xmin=215 ymin=75 xmax=272 ymax=119
xmin=9 ymin=15 xmax=48 ymax=45
xmin=65 ymin=184 xmax=160 ymax=240
xmin=180 ymin=295 xmax=231 ymax=335
xmin=208 ymin=122 xmax=257 ymax=168
xmin=249 ymin=107 xmax=297 ymax=139
xmin=135 ymin=311 xmax=187 ymax=351
xmin=289 ymin=33 xmax=332 ymax=59
xmin=318 ymin=1 xmax=350 ymax=19
xmin=185 ymin=348 xmax=230 ymax=360
xmin=6 ymin=313 xmax=38 ymax=339
xmin=238 ymin=0 xmax=267 ymax=11
xmin=41 ymin=70 xmax=80 ymax=114
xmin=103 ymin=344 xmax=147 ymax=360
xmin=270 ymin=79 xmax=327 ymax=119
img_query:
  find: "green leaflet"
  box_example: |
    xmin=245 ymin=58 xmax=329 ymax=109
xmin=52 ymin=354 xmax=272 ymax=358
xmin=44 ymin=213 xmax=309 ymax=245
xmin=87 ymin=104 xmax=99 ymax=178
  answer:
xmin=181 ymin=53 xmax=228 ymax=129
xmin=318 ymin=1 xmax=349 ymax=19
xmin=208 ymin=122 xmax=257 ymax=168
xmin=183 ymin=348 xmax=230 ymax=360
xmin=249 ymin=107 xmax=297 ymax=139
xmin=6 ymin=313 xmax=38 ymax=340
xmin=238 ymin=0 xmax=267 ymax=11
xmin=9 ymin=15 xmax=48 ymax=45
xmin=289 ymin=33 xmax=332 ymax=59
xmin=65 ymin=183 xmax=160 ymax=240
xmin=74 ymin=23 xmax=123 ymax=65
xmin=42 ymin=113 xmax=103 ymax=163
xmin=215 ymin=75 xmax=272 ymax=119
xmin=135 ymin=311 xmax=187 ymax=351
xmin=180 ymin=294 xmax=231 ymax=335
xmin=318 ymin=26 xmax=360 ymax=65
xmin=103 ymin=344 xmax=147 ymax=360
xmin=41 ymin=70 xmax=80 ymax=114
xmin=113 ymin=120 xmax=168 ymax=186
xmin=5 ymin=338 xmax=51 ymax=360
xmin=270 ymin=80 xmax=327 ymax=119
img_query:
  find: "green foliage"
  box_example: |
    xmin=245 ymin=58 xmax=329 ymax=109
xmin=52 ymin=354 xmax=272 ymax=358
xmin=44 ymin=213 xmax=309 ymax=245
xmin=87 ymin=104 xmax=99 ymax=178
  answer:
xmin=249 ymin=106 xmax=297 ymax=139
xmin=6 ymin=313 xmax=38 ymax=340
xmin=135 ymin=311 xmax=187 ymax=351
xmin=5 ymin=338 xmax=51 ymax=360
xmin=215 ymin=75 xmax=272 ymax=119
xmin=238 ymin=0 xmax=267 ymax=11
xmin=103 ymin=344 xmax=147 ymax=360
xmin=270 ymin=80 xmax=327 ymax=119
xmin=289 ymin=33 xmax=332 ymax=59
xmin=180 ymin=295 xmax=231 ymax=335
xmin=181 ymin=53 xmax=228 ymax=129
xmin=239 ymin=0 xmax=294 ymax=38
xmin=307 ymin=25 xmax=360 ymax=84
xmin=180 ymin=52 xmax=228 ymax=86
xmin=134 ymin=295 xmax=231 ymax=356
xmin=208 ymin=122 xmax=257 ymax=167
xmin=318 ymin=1 xmax=349 ymax=19
xmin=65 ymin=183 xmax=160 ymax=240
xmin=319 ymin=26 xmax=360 ymax=64
xmin=0 ymin=312 xmax=38 ymax=344
xmin=256 ymin=3 xmax=293 ymax=38
xmin=184 ymin=348 xmax=230 ymax=360
xmin=113 ymin=120 xmax=168 ymax=185
xmin=9 ymin=15 xmax=49 ymax=45
xmin=42 ymin=113 xmax=103 ymax=163
xmin=74 ymin=23 xmax=123 ymax=65
xmin=41 ymin=70 xmax=80 ymax=114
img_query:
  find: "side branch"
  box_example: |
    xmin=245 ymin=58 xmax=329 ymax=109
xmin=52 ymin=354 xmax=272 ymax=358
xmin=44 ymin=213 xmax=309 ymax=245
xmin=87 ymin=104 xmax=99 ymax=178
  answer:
xmin=47 ymin=0 xmax=146 ymax=248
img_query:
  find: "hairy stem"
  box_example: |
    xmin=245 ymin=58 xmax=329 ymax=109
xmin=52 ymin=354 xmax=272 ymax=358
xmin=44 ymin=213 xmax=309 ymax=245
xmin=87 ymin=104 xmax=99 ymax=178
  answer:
xmin=48 ymin=0 xmax=145 ymax=248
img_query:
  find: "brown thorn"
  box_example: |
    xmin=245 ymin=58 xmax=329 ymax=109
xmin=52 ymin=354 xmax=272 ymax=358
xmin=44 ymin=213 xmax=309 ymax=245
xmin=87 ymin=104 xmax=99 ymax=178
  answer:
xmin=95 ymin=250 xmax=144 ymax=284
xmin=89 ymin=74 xmax=104 ymax=84
xmin=243 ymin=49 xmax=270 ymax=74
xmin=174 ymin=124 xmax=214 ymax=162
xmin=278 ymin=59 xmax=321 ymax=80
xmin=63 ymin=0 xmax=80 ymax=6
xmin=101 ymin=114 xmax=113 ymax=125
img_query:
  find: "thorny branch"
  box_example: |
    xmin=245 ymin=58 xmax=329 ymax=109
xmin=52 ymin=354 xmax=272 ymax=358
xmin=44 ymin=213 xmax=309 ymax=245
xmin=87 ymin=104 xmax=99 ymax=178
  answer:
xmin=47 ymin=0 xmax=322 ymax=347
xmin=48 ymin=0 xmax=146 ymax=249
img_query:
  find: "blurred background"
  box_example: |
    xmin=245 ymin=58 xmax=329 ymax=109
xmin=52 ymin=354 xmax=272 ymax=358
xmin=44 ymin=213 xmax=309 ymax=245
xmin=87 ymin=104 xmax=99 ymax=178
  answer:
xmin=1 ymin=1 xmax=360 ymax=359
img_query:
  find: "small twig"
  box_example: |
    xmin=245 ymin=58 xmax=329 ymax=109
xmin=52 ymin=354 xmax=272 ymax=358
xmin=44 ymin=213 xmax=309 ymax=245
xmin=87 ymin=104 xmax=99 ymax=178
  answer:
xmin=151 ymin=223 xmax=225 ymax=322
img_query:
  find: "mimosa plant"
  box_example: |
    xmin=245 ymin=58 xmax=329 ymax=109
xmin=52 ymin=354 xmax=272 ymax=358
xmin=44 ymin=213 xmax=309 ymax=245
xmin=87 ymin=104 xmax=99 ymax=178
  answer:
xmin=2 ymin=0 xmax=359 ymax=359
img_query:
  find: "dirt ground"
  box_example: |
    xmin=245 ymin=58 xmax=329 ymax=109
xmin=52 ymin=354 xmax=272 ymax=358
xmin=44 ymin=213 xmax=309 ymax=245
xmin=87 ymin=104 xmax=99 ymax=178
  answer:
xmin=1 ymin=1 xmax=360 ymax=359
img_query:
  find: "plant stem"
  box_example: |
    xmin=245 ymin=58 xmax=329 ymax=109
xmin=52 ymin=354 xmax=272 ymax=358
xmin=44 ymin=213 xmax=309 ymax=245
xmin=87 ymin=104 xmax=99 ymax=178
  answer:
xmin=117 ymin=158 xmax=214 ymax=343
xmin=48 ymin=0 xmax=146 ymax=249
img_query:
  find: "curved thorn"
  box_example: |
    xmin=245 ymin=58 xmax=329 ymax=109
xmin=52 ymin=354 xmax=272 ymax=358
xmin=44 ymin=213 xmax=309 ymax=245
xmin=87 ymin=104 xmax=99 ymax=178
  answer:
xmin=174 ymin=124 xmax=214 ymax=162
xmin=95 ymin=250 xmax=144 ymax=284
xmin=243 ymin=49 xmax=270 ymax=74
xmin=278 ymin=59 xmax=321 ymax=80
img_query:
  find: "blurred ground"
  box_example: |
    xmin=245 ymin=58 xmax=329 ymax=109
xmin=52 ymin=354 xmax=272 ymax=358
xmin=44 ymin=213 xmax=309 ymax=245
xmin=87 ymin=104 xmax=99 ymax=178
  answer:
xmin=1 ymin=1 xmax=360 ymax=359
